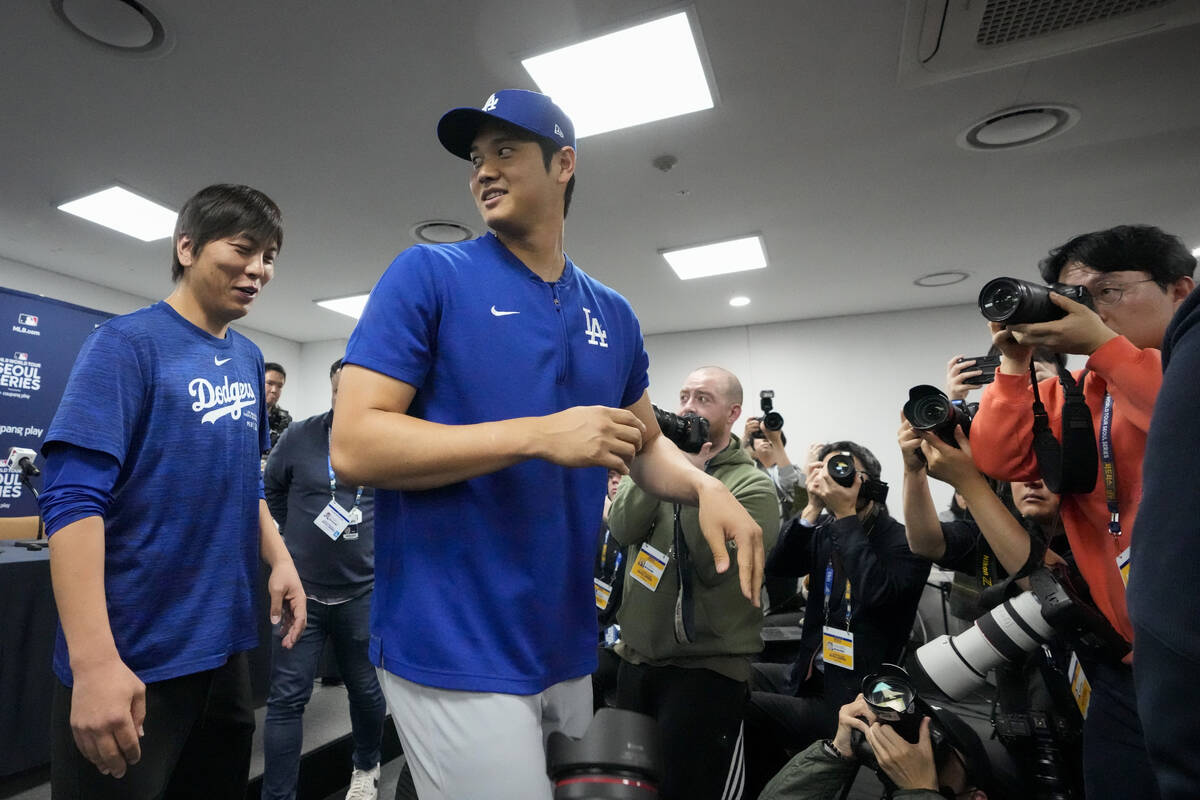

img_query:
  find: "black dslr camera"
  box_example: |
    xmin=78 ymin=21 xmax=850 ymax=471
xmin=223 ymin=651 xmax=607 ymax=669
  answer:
xmin=826 ymin=452 xmax=889 ymax=503
xmin=652 ymin=405 xmax=709 ymax=454
xmin=978 ymin=277 xmax=1094 ymax=325
xmin=759 ymin=390 xmax=784 ymax=431
xmin=546 ymin=708 xmax=661 ymax=799
xmin=903 ymin=385 xmax=973 ymax=450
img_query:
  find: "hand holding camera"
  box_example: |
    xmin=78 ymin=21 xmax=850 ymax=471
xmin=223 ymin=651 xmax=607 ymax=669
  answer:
xmin=808 ymin=453 xmax=860 ymax=520
xmin=864 ymin=718 xmax=939 ymax=792
xmin=832 ymin=694 xmax=878 ymax=758
xmin=980 ymin=277 xmax=1118 ymax=356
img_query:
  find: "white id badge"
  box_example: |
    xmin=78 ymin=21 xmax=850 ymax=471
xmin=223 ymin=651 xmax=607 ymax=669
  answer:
xmin=1116 ymin=546 xmax=1131 ymax=588
xmin=1068 ymin=652 xmax=1092 ymax=718
xmin=348 ymin=506 xmax=363 ymax=525
xmin=822 ymin=626 xmax=855 ymax=670
xmin=314 ymin=500 xmax=351 ymax=541
xmin=630 ymin=543 xmax=668 ymax=592
xmin=594 ymin=578 xmax=613 ymax=610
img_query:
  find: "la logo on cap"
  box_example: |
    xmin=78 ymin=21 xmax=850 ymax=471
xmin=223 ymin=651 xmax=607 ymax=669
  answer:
xmin=482 ymin=94 xmax=499 ymax=112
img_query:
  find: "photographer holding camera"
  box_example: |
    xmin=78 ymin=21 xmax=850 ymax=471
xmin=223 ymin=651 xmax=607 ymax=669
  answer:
xmin=759 ymin=691 xmax=993 ymax=800
xmin=969 ymin=225 xmax=1197 ymax=799
xmin=607 ymin=366 xmax=779 ymax=800
xmin=744 ymin=391 xmax=807 ymax=521
xmin=743 ymin=442 xmax=931 ymax=797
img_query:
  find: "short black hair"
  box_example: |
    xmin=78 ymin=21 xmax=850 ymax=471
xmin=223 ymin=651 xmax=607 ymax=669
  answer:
xmin=486 ymin=120 xmax=575 ymax=218
xmin=330 ymin=358 xmax=344 ymax=378
xmin=1038 ymin=224 xmax=1196 ymax=288
xmin=818 ymin=440 xmax=882 ymax=481
xmin=264 ymin=362 xmax=286 ymax=377
xmin=172 ymin=184 xmax=283 ymax=281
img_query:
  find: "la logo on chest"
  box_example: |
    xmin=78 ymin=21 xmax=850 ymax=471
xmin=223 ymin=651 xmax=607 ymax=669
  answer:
xmin=583 ymin=307 xmax=608 ymax=348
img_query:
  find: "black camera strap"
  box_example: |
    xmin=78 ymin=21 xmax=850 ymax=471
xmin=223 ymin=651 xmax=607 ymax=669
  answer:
xmin=672 ymin=504 xmax=696 ymax=644
xmin=1029 ymin=362 xmax=1097 ymax=495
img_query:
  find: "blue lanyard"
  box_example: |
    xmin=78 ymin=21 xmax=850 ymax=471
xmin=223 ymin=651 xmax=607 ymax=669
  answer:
xmin=823 ymin=560 xmax=851 ymax=629
xmin=1099 ymin=393 xmax=1120 ymax=538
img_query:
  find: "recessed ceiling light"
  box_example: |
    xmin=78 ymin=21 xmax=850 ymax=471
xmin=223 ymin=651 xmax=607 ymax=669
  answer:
xmin=52 ymin=0 xmax=166 ymax=53
xmin=662 ymin=235 xmax=767 ymax=281
xmin=410 ymin=220 xmax=474 ymax=244
xmin=958 ymin=104 xmax=1079 ymax=151
xmin=521 ymin=11 xmax=714 ymax=138
xmin=57 ymin=186 xmax=176 ymax=241
xmin=729 ymin=296 xmax=751 ymax=307
xmin=316 ymin=293 xmax=370 ymax=320
xmin=914 ymin=271 xmax=969 ymax=287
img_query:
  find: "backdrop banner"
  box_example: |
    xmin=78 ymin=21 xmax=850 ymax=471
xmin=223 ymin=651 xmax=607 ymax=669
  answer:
xmin=0 ymin=287 xmax=113 ymax=519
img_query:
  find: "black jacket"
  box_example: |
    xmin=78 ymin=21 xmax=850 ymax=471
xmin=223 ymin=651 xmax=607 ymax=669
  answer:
xmin=766 ymin=508 xmax=930 ymax=707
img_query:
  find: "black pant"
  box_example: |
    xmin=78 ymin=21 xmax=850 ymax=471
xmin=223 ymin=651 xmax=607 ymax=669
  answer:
xmin=743 ymin=663 xmax=835 ymax=800
xmin=1135 ymin=628 xmax=1200 ymax=800
xmin=616 ymin=660 xmax=749 ymax=800
xmin=51 ymin=652 xmax=255 ymax=800
xmin=1081 ymin=657 xmax=1159 ymax=800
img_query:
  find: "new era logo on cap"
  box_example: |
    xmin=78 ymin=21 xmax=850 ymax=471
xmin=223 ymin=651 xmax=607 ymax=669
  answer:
xmin=437 ymin=89 xmax=576 ymax=160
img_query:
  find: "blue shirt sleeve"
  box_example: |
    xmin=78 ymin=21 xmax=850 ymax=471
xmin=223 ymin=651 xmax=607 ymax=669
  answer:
xmin=43 ymin=323 xmax=146 ymax=465
xmin=38 ymin=443 xmax=122 ymax=537
xmin=344 ymin=246 xmax=441 ymax=389
xmin=618 ymin=302 xmax=650 ymax=408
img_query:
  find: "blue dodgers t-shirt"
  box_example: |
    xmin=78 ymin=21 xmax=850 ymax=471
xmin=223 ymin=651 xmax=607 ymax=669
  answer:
xmin=44 ymin=301 xmax=269 ymax=686
xmin=344 ymin=233 xmax=650 ymax=694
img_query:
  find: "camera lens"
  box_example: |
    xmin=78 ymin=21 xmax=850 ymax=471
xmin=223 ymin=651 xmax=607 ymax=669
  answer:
xmin=978 ymin=278 xmax=1025 ymax=322
xmin=827 ymin=453 xmax=857 ymax=487
xmin=909 ymin=394 xmax=950 ymax=429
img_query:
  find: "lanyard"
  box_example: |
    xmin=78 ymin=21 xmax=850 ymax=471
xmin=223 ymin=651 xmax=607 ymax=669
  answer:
xmin=822 ymin=559 xmax=851 ymax=629
xmin=599 ymin=528 xmax=623 ymax=583
xmin=1099 ymin=393 xmax=1120 ymax=538
xmin=326 ymin=432 xmax=363 ymax=512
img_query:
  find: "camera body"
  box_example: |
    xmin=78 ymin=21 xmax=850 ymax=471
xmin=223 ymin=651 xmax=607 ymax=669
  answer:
xmin=978 ymin=277 xmax=1094 ymax=325
xmin=759 ymin=390 xmax=784 ymax=432
xmin=651 ymin=405 xmax=709 ymax=454
xmin=826 ymin=451 xmax=889 ymax=504
xmin=903 ymin=385 xmax=972 ymax=449
xmin=546 ymin=708 xmax=661 ymax=799
xmin=959 ymin=354 xmax=1002 ymax=387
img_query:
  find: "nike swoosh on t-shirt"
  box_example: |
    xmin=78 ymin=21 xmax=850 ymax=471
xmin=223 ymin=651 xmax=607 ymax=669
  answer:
xmin=214 ymin=356 xmax=232 ymax=366
xmin=490 ymin=306 xmax=520 ymax=316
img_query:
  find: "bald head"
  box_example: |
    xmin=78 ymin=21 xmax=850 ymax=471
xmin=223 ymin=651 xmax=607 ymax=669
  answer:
xmin=678 ymin=366 xmax=744 ymax=450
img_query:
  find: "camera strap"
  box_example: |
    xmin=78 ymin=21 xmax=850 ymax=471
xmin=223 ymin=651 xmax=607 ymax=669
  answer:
xmin=671 ymin=504 xmax=696 ymax=644
xmin=1029 ymin=362 xmax=1098 ymax=495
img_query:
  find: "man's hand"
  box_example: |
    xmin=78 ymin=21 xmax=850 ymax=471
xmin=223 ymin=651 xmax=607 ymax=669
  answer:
xmin=744 ymin=416 xmax=762 ymax=442
xmin=695 ymin=479 xmax=764 ymax=606
xmin=807 ymin=460 xmax=859 ymax=519
xmin=989 ymin=321 xmax=1034 ymax=375
xmin=897 ymin=416 xmax=926 ymax=474
xmin=832 ymin=694 xmax=877 ymax=758
xmin=945 ymin=354 xmax=981 ymax=401
xmin=920 ymin=426 xmax=987 ymax=491
xmin=802 ymin=444 xmax=828 ymax=518
xmin=268 ymin=557 xmax=307 ymax=649
xmin=865 ymin=717 xmax=939 ymax=792
xmin=539 ymin=406 xmax=647 ymax=474
xmin=684 ymin=440 xmax=717 ymax=470
xmin=1005 ymin=291 xmax=1118 ymax=355
xmin=69 ymin=656 xmax=146 ymax=778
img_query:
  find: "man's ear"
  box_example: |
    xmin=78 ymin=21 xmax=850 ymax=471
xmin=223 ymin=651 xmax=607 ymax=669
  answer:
xmin=1169 ymin=275 xmax=1195 ymax=306
xmin=554 ymin=146 xmax=576 ymax=185
xmin=175 ymin=234 xmax=197 ymax=268
xmin=729 ymin=403 xmax=742 ymax=427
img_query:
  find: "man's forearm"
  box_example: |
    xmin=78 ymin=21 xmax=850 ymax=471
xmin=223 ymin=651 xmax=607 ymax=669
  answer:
xmin=901 ymin=471 xmax=947 ymax=560
xmin=259 ymin=499 xmax=292 ymax=567
xmin=628 ymin=433 xmax=716 ymax=505
xmin=957 ymin=478 xmax=1033 ymax=576
xmin=49 ymin=516 xmax=121 ymax=670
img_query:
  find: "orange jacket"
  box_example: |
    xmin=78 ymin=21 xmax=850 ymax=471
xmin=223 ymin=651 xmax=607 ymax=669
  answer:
xmin=969 ymin=336 xmax=1161 ymax=647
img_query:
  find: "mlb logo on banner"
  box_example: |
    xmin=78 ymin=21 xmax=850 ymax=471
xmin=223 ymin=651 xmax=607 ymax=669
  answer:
xmin=13 ymin=352 xmax=27 ymax=360
xmin=17 ymin=313 xmax=38 ymax=326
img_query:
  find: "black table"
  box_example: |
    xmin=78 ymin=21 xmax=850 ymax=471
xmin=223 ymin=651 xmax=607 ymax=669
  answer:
xmin=0 ymin=542 xmax=55 ymax=778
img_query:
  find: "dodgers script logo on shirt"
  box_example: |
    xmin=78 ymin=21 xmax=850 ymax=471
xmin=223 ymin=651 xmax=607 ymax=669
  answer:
xmin=189 ymin=375 xmax=258 ymax=424
xmin=582 ymin=307 xmax=608 ymax=348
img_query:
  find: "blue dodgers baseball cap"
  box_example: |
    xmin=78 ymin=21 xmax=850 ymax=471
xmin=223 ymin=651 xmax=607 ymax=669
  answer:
xmin=437 ymin=89 xmax=576 ymax=160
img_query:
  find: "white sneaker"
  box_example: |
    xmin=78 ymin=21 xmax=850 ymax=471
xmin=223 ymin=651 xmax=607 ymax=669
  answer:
xmin=345 ymin=763 xmax=380 ymax=800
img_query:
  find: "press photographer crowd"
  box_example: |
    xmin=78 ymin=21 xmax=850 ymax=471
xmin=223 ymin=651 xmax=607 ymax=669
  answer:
xmin=12 ymin=90 xmax=1200 ymax=800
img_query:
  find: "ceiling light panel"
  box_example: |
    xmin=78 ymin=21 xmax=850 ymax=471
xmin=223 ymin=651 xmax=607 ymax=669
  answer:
xmin=662 ymin=235 xmax=767 ymax=281
xmin=522 ymin=11 xmax=714 ymax=138
xmin=316 ymin=294 xmax=369 ymax=320
xmin=57 ymin=186 xmax=177 ymax=241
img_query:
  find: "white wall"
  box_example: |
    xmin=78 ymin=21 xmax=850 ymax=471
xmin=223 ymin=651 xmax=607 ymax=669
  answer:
xmin=643 ymin=303 xmax=993 ymax=509
xmin=288 ymin=338 xmax=350 ymax=421
xmin=1 ymin=254 xmax=302 ymax=393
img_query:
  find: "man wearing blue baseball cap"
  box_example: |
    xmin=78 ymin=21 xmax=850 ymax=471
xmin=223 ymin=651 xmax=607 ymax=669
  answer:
xmin=332 ymin=89 xmax=765 ymax=799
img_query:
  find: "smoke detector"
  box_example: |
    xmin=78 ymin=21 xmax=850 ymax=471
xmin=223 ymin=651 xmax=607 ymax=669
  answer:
xmin=958 ymin=104 xmax=1080 ymax=151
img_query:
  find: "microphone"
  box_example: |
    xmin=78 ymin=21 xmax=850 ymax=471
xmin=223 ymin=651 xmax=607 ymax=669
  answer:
xmin=5 ymin=446 xmax=40 ymax=477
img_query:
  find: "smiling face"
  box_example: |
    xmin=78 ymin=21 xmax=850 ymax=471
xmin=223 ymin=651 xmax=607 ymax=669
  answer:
xmin=176 ymin=232 xmax=275 ymax=328
xmin=468 ymin=122 xmax=573 ymax=235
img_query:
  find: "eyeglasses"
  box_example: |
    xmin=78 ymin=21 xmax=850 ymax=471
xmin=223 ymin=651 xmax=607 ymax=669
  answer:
xmin=1087 ymin=277 xmax=1158 ymax=306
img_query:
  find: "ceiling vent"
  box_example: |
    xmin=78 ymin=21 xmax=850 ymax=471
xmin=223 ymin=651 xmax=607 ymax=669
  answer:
xmin=899 ymin=0 xmax=1200 ymax=87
